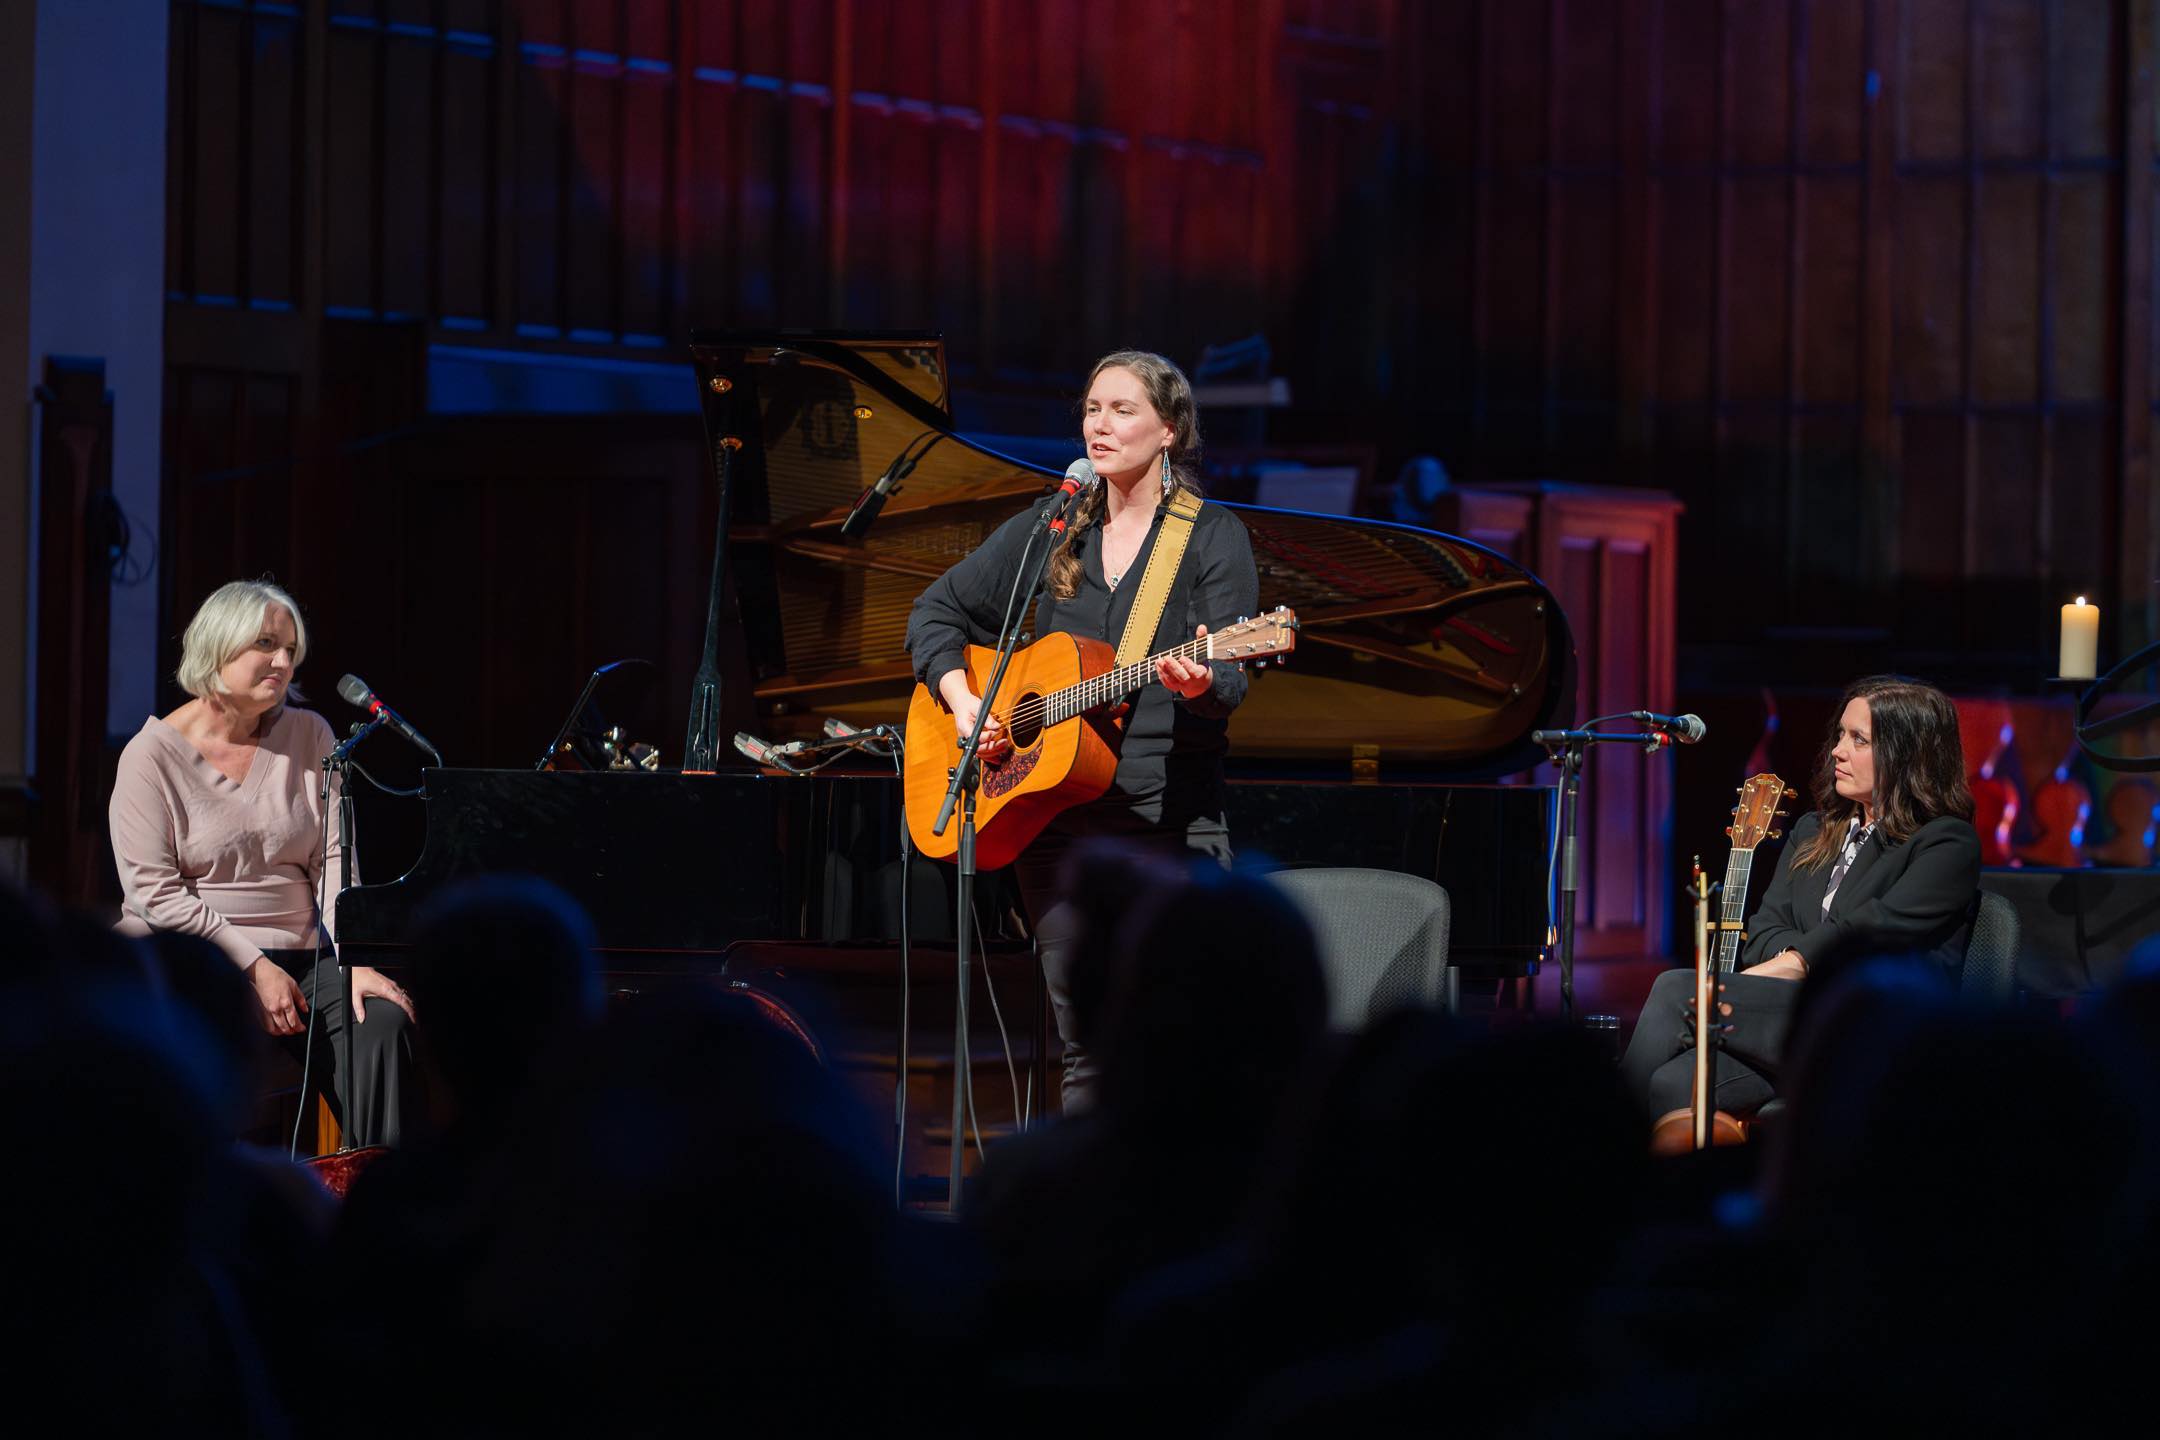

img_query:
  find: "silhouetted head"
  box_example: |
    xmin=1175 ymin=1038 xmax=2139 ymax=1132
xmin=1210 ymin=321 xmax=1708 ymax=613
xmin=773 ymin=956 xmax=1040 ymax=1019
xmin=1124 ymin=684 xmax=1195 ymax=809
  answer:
xmin=1095 ymin=861 xmax=1327 ymax=1129
xmin=1769 ymin=960 xmax=2142 ymax=1339
xmin=144 ymin=929 xmax=266 ymax=1132
xmin=1050 ymin=837 xmax=1180 ymax=1056
xmin=449 ymin=986 xmax=895 ymax=1431
xmin=0 ymin=877 xmax=64 ymax=985
xmin=408 ymin=874 xmax=602 ymax=1123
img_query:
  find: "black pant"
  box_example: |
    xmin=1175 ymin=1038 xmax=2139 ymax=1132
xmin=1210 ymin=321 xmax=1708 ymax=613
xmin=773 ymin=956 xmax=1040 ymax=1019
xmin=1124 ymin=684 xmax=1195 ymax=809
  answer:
xmin=267 ymin=949 xmax=415 ymax=1150
xmin=1010 ymin=807 xmax=1234 ymax=1115
xmin=1619 ymin=966 xmax=1800 ymax=1118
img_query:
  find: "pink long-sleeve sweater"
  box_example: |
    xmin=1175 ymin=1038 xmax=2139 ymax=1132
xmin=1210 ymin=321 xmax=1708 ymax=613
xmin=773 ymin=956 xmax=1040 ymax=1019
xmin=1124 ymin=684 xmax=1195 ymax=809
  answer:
xmin=110 ymin=706 xmax=350 ymax=967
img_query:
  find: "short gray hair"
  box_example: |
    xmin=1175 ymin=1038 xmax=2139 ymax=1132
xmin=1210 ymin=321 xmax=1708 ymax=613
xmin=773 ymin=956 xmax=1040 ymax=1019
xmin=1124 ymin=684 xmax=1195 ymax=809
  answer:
xmin=175 ymin=579 xmax=309 ymax=705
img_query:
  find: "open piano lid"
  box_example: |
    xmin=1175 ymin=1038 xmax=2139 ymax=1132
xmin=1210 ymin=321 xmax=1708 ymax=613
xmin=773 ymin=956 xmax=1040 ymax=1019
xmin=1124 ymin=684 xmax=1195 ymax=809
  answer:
xmin=689 ymin=330 xmax=1573 ymax=775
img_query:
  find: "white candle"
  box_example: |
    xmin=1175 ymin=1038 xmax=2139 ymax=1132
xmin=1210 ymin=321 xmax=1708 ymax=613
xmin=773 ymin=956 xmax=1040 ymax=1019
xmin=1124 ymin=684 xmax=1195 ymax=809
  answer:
xmin=2059 ymin=596 xmax=2100 ymax=680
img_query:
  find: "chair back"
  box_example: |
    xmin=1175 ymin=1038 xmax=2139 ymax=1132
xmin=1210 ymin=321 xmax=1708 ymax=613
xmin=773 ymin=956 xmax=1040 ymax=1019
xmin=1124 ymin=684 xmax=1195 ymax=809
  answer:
xmin=1962 ymin=889 xmax=2020 ymax=1006
xmin=1263 ymin=867 xmax=1453 ymax=1027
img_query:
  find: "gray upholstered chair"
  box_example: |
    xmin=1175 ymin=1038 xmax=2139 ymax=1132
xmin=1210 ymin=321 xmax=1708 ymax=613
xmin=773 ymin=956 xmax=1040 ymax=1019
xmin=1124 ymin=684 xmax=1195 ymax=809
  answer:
xmin=1961 ymin=888 xmax=2020 ymax=1006
xmin=1263 ymin=867 xmax=1455 ymax=1026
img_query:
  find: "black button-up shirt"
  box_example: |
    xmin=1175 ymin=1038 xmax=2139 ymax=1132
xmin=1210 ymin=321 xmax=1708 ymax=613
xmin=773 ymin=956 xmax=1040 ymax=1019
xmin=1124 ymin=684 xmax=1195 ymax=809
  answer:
xmin=907 ymin=494 xmax=1260 ymax=827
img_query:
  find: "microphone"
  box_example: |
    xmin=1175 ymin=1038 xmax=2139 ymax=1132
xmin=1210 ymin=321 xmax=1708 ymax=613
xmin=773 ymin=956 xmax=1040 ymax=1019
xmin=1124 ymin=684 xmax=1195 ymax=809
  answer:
xmin=839 ymin=454 xmax=914 ymax=541
xmin=734 ymin=732 xmax=786 ymax=765
xmin=1632 ymin=710 xmax=1708 ymax=744
xmin=1043 ymin=458 xmax=1099 ymax=537
xmin=839 ymin=434 xmax=947 ymax=541
xmin=335 ymin=674 xmax=442 ymax=762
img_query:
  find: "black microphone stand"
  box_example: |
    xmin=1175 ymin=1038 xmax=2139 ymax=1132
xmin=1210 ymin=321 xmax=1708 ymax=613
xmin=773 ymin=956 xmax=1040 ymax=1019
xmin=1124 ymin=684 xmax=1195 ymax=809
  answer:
xmin=685 ymin=427 xmax=741 ymax=772
xmin=930 ymin=491 xmax=1079 ymax=1211
xmin=321 ymin=715 xmax=384 ymax=1150
xmin=1531 ymin=724 xmax=1668 ymax=1023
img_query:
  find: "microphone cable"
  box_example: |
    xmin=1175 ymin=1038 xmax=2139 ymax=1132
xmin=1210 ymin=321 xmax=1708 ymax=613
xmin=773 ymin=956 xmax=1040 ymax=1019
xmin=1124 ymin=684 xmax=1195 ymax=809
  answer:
xmin=971 ymin=906 xmax=1027 ymax=1137
xmin=891 ymin=735 xmax=913 ymax=1209
xmin=293 ymin=758 xmax=337 ymax=1160
xmin=1537 ymin=712 xmax=1655 ymax=961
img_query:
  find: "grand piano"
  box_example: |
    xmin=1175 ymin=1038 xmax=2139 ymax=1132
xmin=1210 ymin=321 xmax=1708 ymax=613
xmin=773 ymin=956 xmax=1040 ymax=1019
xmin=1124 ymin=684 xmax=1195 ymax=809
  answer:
xmin=337 ymin=332 xmax=1574 ymax=991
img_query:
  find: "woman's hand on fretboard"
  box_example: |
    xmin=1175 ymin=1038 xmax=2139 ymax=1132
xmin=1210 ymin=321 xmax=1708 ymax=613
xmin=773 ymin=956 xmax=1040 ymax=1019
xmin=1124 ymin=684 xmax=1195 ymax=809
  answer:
xmin=1156 ymin=625 xmax=1214 ymax=700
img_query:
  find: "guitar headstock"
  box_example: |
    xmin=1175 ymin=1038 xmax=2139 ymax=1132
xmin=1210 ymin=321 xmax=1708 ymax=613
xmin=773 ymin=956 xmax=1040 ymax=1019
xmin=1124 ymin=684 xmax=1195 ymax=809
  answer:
xmin=1208 ymin=606 xmax=1298 ymax=665
xmin=1727 ymin=772 xmax=1795 ymax=850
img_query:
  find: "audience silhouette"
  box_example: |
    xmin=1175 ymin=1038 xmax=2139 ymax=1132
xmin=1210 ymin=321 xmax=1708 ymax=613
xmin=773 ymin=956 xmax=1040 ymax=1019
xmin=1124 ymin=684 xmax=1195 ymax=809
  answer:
xmin=7 ymin=848 xmax=2158 ymax=1436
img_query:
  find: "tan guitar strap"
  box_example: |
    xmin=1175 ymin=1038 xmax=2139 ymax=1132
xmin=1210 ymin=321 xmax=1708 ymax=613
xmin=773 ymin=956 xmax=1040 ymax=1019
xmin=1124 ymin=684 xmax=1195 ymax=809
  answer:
xmin=1113 ymin=488 xmax=1205 ymax=666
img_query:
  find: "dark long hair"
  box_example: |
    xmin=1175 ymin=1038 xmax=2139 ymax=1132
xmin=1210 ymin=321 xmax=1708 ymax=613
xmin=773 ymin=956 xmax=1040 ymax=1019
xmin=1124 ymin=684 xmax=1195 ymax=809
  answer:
xmin=1792 ymin=675 xmax=1975 ymax=870
xmin=1045 ymin=350 xmax=1204 ymax=600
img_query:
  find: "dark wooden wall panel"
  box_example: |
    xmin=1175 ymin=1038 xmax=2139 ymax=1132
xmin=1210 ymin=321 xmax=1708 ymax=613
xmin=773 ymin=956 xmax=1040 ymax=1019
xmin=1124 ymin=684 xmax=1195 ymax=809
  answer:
xmin=564 ymin=7 xmax=620 ymax=337
xmin=160 ymin=0 xmax=2160 ymax=732
xmin=1975 ymin=176 xmax=2041 ymax=404
xmin=1905 ymin=0 xmax=1970 ymax=162
xmin=1802 ymin=183 xmax=1864 ymax=402
xmin=438 ymin=31 xmax=494 ymax=324
xmin=248 ymin=12 xmax=302 ymax=307
xmin=188 ymin=2 xmax=246 ymax=300
xmin=1805 ymin=0 xmax=1868 ymax=163
xmin=2059 ymin=0 xmax=2123 ymax=151
xmin=324 ymin=19 xmax=378 ymax=313
xmin=514 ymin=41 xmax=563 ymax=332
xmin=1897 ymin=176 xmax=1967 ymax=402
xmin=2056 ymin=175 xmax=2112 ymax=400
xmin=382 ymin=33 xmax=436 ymax=320
xmin=1977 ymin=0 xmax=2047 ymax=159
xmin=160 ymin=367 xmax=300 ymax=691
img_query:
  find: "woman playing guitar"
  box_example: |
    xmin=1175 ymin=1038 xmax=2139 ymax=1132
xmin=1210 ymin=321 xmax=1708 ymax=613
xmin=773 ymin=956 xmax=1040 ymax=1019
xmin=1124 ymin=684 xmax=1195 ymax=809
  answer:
xmin=1621 ymin=676 xmax=1982 ymax=1125
xmin=906 ymin=350 xmax=1260 ymax=1115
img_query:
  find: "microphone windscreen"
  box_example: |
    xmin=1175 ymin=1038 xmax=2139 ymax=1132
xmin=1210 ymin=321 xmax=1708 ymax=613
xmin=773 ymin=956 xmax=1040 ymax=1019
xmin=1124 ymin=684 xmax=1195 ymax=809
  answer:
xmin=1679 ymin=714 xmax=1708 ymax=743
xmin=336 ymin=673 xmax=371 ymax=708
xmin=1063 ymin=457 xmax=1096 ymax=487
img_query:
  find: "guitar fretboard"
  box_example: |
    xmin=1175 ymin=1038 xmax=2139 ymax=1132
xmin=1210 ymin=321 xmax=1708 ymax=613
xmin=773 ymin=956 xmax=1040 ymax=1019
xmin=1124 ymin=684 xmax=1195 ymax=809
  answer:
xmin=1006 ymin=636 xmax=1213 ymax=732
xmin=1715 ymin=844 xmax=1756 ymax=972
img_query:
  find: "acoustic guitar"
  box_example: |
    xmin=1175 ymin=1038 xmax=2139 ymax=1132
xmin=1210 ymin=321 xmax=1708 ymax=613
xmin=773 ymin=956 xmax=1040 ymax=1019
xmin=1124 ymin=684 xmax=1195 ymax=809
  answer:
xmin=903 ymin=607 xmax=1299 ymax=868
xmin=1650 ymin=771 xmax=1793 ymax=1155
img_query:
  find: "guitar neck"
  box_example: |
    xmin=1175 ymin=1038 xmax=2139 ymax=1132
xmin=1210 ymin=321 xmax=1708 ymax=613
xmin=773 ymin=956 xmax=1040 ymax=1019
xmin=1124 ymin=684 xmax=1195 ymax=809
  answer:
xmin=1715 ymin=845 xmax=1756 ymax=972
xmin=1041 ymin=636 xmax=1210 ymax=724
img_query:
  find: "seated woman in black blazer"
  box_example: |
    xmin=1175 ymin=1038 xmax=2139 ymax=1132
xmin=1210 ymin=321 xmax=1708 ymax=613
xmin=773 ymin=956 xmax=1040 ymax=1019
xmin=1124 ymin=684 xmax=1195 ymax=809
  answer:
xmin=1622 ymin=675 xmax=1982 ymax=1119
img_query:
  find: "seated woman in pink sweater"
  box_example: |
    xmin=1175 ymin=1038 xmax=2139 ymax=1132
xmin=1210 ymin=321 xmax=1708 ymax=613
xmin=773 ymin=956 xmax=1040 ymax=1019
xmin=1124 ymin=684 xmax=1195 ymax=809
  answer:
xmin=111 ymin=579 xmax=416 ymax=1148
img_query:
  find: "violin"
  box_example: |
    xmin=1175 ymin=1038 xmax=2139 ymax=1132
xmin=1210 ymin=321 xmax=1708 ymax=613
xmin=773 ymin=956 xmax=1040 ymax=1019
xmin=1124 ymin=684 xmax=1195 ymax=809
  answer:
xmin=1650 ymin=774 xmax=1792 ymax=1155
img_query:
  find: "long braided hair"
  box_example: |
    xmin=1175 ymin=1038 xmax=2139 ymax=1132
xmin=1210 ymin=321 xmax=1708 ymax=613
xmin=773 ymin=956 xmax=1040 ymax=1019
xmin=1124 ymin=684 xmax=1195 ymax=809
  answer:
xmin=1044 ymin=350 xmax=1204 ymax=600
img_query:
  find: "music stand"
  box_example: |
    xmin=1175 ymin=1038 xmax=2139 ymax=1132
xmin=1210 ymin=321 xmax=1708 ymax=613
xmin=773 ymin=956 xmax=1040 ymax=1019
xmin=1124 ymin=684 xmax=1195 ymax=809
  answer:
xmin=537 ymin=658 xmax=656 ymax=771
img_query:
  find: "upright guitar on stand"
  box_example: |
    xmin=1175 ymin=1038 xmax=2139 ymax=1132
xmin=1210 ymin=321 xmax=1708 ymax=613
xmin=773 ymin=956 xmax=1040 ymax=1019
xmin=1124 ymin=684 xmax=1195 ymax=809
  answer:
xmin=903 ymin=608 xmax=1298 ymax=868
xmin=1651 ymin=772 xmax=1793 ymax=1154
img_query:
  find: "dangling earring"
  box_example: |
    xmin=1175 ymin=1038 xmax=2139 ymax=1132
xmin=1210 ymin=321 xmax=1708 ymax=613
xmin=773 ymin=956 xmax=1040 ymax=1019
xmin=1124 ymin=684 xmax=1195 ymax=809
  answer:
xmin=1160 ymin=449 xmax=1173 ymax=497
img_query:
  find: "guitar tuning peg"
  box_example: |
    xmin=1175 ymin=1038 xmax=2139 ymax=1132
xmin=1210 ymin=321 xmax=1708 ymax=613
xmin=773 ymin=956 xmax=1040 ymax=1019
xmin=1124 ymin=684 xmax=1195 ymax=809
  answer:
xmin=1769 ymin=828 xmax=1784 ymax=839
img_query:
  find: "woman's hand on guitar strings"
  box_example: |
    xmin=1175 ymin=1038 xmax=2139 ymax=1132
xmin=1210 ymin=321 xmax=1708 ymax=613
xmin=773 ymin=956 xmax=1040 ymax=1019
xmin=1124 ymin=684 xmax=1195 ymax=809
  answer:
xmin=938 ymin=669 xmax=1012 ymax=762
xmin=1157 ymin=625 xmax=1215 ymax=701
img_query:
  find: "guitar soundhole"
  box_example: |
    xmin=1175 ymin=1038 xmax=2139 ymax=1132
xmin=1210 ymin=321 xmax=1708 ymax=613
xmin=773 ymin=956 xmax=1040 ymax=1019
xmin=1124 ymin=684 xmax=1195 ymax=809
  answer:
xmin=1006 ymin=692 xmax=1044 ymax=751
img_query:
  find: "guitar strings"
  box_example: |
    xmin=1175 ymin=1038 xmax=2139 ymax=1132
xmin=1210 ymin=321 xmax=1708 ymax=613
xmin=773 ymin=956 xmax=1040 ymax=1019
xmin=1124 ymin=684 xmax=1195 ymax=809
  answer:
xmin=991 ymin=636 xmax=1212 ymax=733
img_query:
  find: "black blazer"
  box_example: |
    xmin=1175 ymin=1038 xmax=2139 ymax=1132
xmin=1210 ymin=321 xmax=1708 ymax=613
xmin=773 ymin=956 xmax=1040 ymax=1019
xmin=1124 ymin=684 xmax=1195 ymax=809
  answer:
xmin=1739 ymin=811 xmax=1982 ymax=976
